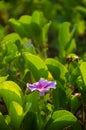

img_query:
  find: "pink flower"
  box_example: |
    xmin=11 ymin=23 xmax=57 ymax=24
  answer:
xmin=27 ymin=78 xmax=56 ymax=96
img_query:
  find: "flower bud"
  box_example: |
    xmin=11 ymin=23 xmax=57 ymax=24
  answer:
xmin=66 ymin=56 xmax=72 ymax=63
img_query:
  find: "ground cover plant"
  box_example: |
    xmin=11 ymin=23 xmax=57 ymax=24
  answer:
xmin=0 ymin=0 xmax=86 ymax=130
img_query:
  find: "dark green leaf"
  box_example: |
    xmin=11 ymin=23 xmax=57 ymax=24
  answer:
xmin=45 ymin=110 xmax=82 ymax=130
xmin=45 ymin=58 xmax=67 ymax=81
xmin=0 ymin=112 xmax=11 ymax=130
xmin=70 ymin=95 xmax=81 ymax=114
xmin=24 ymin=91 xmax=40 ymax=113
xmin=22 ymin=111 xmax=38 ymax=130
xmin=52 ymin=81 xmax=67 ymax=110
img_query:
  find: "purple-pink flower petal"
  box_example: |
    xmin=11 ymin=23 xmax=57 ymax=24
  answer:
xmin=27 ymin=78 xmax=56 ymax=96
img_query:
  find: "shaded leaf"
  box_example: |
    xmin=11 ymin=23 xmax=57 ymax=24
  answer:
xmin=71 ymin=95 xmax=81 ymax=114
xmin=45 ymin=58 xmax=67 ymax=81
xmin=0 ymin=112 xmax=11 ymax=130
xmin=52 ymin=81 xmax=67 ymax=110
xmin=22 ymin=111 xmax=38 ymax=130
xmin=45 ymin=110 xmax=82 ymax=130
xmin=24 ymin=91 xmax=40 ymax=113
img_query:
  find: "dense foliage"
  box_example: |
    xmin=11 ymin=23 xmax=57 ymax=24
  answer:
xmin=0 ymin=0 xmax=86 ymax=130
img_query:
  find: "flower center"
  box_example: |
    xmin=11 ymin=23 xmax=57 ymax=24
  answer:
xmin=39 ymin=84 xmax=44 ymax=89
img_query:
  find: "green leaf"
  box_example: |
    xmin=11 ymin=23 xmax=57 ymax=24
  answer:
xmin=19 ymin=15 xmax=32 ymax=36
xmin=1 ymin=33 xmax=21 ymax=44
xmin=8 ymin=18 xmax=28 ymax=37
xmin=58 ymin=22 xmax=70 ymax=47
xmin=9 ymin=101 xmax=24 ymax=128
xmin=52 ymin=81 xmax=67 ymax=110
xmin=4 ymin=42 xmax=18 ymax=62
xmin=0 ymin=81 xmax=23 ymax=110
xmin=58 ymin=22 xmax=76 ymax=56
xmin=66 ymin=39 xmax=76 ymax=54
xmin=0 ymin=112 xmax=10 ymax=130
xmin=0 ymin=25 xmax=5 ymax=41
xmin=30 ymin=22 xmax=43 ymax=45
xmin=9 ymin=12 xmax=49 ymax=45
xmin=76 ymin=62 xmax=86 ymax=104
xmin=1 ymin=33 xmax=22 ymax=62
xmin=71 ymin=95 xmax=81 ymax=114
xmin=24 ymin=91 xmax=40 ymax=113
xmin=24 ymin=52 xmax=48 ymax=81
xmin=22 ymin=111 xmax=38 ymax=130
xmin=45 ymin=58 xmax=67 ymax=81
xmin=76 ymin=76 xmax=86 ymax=104
xmin=76 ymin=6 xmax=86 ymax=14
xmin=42 ymin=22 xmax=51 ymax=44
xmin=77 ymin=20 xmax=85 ymax=34
xmin=31 ymin=11 xmax=46 ymax=27
xmin=24 ymin=41 xmax=36 ymax=54
xmin=19 ymin=15 xmax=31 ymax=25
xmin=19 ymin=14 xmax=45 ymax=45
xmin=1 ymin=33 xmax=22 ymax=52
xmin=45 ymin=110 xmax=82 ymax=130
xmin=80 ymin=62 xmax=86 ymax=86
xmin=0 ymin=75 xmax=8 ymax=83
xmin=14 ymin=53 xmax=25 ymax=73
xmin=58 ymin=22 xmax=70 ymax=56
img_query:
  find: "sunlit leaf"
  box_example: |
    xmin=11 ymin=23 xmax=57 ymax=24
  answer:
xmin=0 ymin=75 xmax=8 ymax=83
xmin=1 ymin=33 xmax=22 ymax=52
xmin=80 ymin=62 xmax=86 ymax=86
xmin=9 ymin=101 xmax=24 ymax=128
xmin=19 ymin=15 xmax=32 ymax=36
xmin=19 ymin=15 xmax=31 ymax=25
xmin=31 ymin=11 xmax=46 ymax=27
xmin=8 ymin=18 xmax=28 ymax=37
xmin=24 ymin=52 xmax=48 ymax=81
xmin=0 ymin=81 xmax=23 ymax=110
